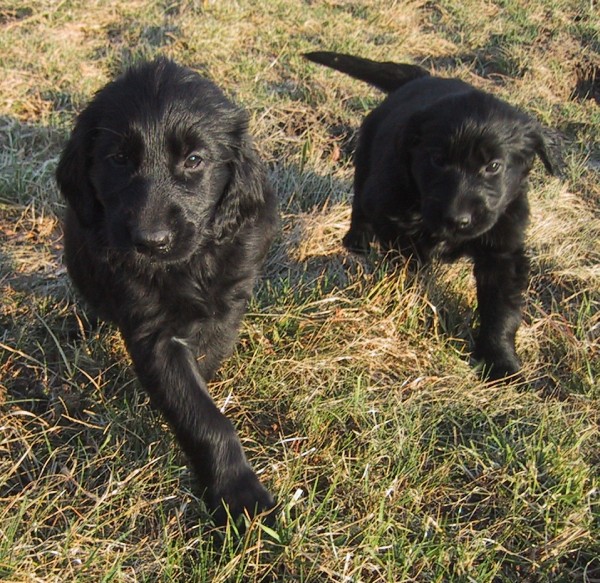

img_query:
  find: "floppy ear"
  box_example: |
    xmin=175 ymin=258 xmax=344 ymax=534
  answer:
xmin=533 ymin=126 xmax=565 ymax=177
xmin=211 ymin=127 xmax=270 ymax=241
xmin=56 ymin=105 xmax=102 ymax=227
xmin=396 ymin=110 xmax=427 ymax=158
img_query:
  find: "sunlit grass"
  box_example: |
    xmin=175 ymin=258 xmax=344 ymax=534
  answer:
xmin=1 ymin=1 xmax=598 ymax=581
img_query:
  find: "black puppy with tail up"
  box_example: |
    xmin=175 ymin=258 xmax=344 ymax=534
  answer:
xmin=304 ymin=51 xmax=562 ymax=380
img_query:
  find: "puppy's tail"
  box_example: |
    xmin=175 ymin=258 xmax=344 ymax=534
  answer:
xmin=303 ymin=51 xmax=429 ymax=93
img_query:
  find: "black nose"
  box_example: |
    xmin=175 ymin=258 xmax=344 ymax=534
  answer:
xmin=131 ymin=228 xmax=172 ymax=254
xmin=446 ymin=214 xmax=472 ymax=230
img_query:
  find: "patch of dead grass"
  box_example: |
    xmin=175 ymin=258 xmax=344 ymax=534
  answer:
xmin=0 ymin=1 xmax=598 ymax=581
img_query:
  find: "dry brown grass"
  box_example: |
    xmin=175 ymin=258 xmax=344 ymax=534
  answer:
xmin=1 ymin=1 xmax=598 ymax=581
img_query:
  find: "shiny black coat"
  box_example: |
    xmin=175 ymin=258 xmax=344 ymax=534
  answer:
xmin=57 ymin=59 xmax=278 ymax=524
xmin=305 ymin=51 xmax=561 ymax=379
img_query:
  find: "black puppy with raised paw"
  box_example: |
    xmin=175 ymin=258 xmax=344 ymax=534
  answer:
xmin=57 ymin=58 xmax=278 ymax=526
xmin=304 ymin=51 xmax=562 ymax=380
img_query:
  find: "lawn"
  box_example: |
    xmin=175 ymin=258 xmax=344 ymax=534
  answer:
xmin=0 ymin=1 xmax=598 ymax=581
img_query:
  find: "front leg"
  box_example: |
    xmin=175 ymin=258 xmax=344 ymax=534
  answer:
xmin=122 ymin=329 xmax=275 ymax=527
xmin=473 ymin=248 xmax=529 ymax=380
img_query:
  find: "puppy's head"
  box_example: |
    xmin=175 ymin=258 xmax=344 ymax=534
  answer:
xmin=402 ymin=91 xmax=559 ymax=241
xmin=56 ymin=58 xmax=269 ymax=263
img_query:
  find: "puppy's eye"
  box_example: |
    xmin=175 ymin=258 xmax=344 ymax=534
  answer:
xmin=183 ymin=153 xmax=203 ymax=170
xmin=110 ymin=152 xmax=129 ymax=166
xmin=483 ymin=161 xmax=502 ymax=175
xmin=430 ymin=153 xmax=446 ymax=168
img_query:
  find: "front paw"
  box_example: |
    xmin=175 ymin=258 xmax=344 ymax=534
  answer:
xmin=342 ymin=228 xmax=370 ymax=253
xmin=209 ymin=467 xmax=276 ymax=529
xmin=474 ymin=343 xmax=521 ymax=381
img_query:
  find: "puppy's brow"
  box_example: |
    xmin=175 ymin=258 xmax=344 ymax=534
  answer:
xmin=95 ymin=126 xmax=127 ymax=138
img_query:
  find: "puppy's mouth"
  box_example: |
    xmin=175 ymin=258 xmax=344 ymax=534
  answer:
xmin=440 ymin=222 xmax=493 ymax=240
xmin=134 ymin=243 xmax=195 ymax=264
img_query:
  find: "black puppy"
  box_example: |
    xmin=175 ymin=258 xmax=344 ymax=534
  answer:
xmin=304 ymin=51 xmax=560 ymax=379
xmin=56 ymin=58 xmax=278 ymax=525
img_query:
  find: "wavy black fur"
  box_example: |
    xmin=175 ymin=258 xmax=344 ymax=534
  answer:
xmin=57 ymin=58 xmax=278 ymax=526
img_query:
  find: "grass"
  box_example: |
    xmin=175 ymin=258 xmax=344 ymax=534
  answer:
xmin=1 ymin=0 xmax=599 ymax=581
